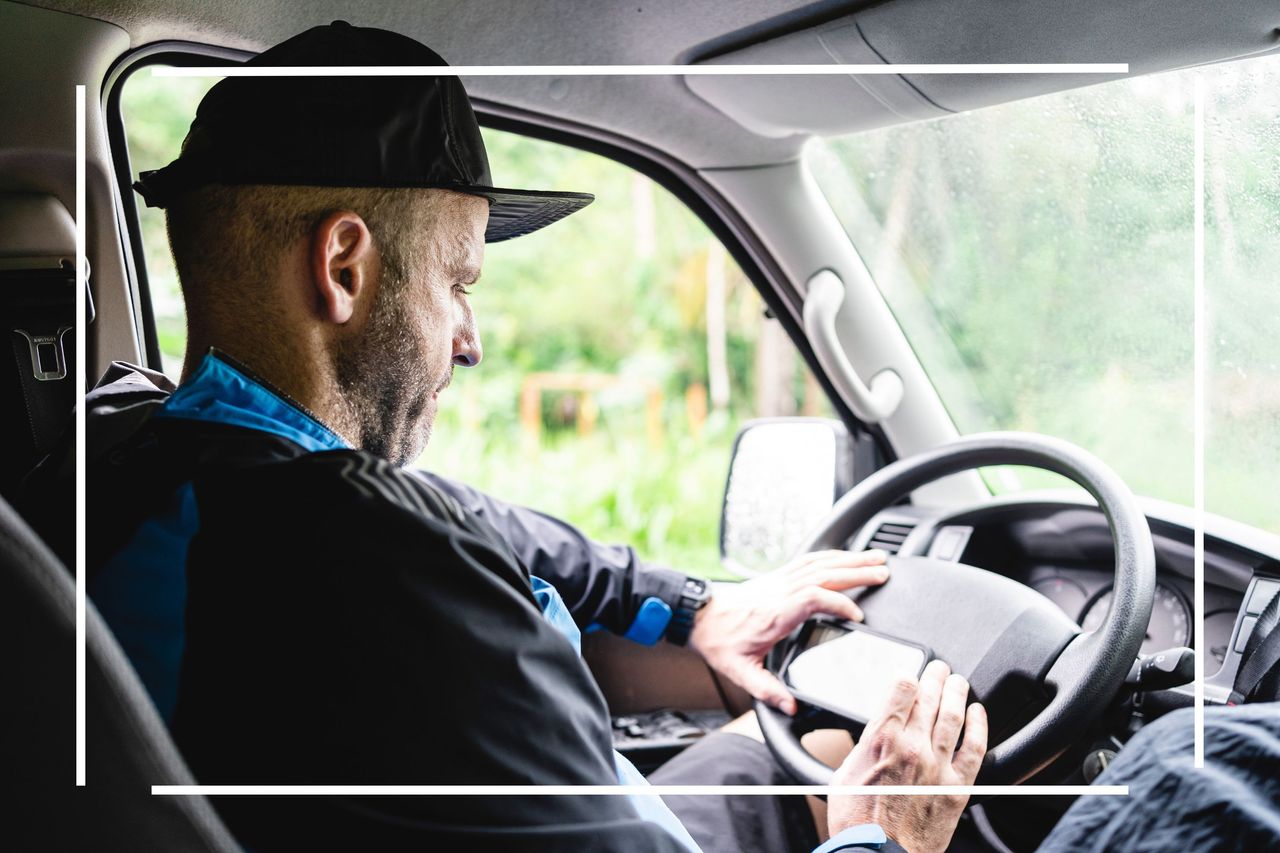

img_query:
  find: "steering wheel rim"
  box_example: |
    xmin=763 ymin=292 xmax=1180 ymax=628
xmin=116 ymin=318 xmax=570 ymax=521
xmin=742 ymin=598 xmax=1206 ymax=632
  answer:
xmin=756 ymin=431 xmax=1156 ymax=785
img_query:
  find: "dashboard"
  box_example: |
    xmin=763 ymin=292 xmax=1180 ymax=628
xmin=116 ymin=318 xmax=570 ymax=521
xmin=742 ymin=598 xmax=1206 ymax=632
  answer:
xmin=847 ymin=497 xmax=1280 ymax=853
xmin=849 ymin=492 xmax=1280 ymax=695
xmin=1031 ymin=570 xmax=1226 ymax=666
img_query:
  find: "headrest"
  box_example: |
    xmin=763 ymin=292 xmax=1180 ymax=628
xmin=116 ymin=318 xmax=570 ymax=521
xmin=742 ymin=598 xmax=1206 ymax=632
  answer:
xmin=0 ymin=191 xmax=92 ymax=323
xmin=0 ymin=192 xmax=75 ymax=271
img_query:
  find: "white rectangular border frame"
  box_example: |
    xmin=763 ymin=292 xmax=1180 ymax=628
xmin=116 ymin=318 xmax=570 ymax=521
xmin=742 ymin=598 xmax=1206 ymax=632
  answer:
xmin=76 ymin=61 xmax=1165 ymax=799
xmin=154 ymin=785 xmax=1128 ymax=797
xmin=76 ymin=83 xmax=87 ymax=788
xmin=154 ymin=63 xmax=1129 ymax=78
xmin=1192 ymin=73 xmax=1206 ymax=769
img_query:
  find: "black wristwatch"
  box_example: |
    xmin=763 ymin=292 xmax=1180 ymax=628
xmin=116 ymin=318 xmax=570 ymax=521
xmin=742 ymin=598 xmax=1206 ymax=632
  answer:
xmin=665 ymin=577 xmax=712 ymax=646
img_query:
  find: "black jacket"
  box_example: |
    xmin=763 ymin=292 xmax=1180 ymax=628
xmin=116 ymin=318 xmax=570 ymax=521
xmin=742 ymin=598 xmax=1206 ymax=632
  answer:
xmin=80 ymin=355 xmax=695 ymax=852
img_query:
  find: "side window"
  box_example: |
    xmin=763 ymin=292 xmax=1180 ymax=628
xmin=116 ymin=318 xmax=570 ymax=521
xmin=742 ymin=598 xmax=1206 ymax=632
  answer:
xmin=120 ymin=69 xmax=831 ymax=579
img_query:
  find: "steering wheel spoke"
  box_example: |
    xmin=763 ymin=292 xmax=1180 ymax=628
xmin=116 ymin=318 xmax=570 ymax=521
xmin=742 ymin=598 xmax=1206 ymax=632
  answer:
xmin=1043 ymin=630 xmax=1101 ymax=695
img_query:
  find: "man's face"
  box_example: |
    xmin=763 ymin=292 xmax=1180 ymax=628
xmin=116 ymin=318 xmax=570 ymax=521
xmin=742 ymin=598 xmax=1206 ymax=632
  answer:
xmin=336 ymin=192 xmax=487 ymax=465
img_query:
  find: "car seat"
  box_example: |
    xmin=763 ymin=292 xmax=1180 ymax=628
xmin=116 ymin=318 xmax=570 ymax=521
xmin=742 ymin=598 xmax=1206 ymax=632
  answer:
xmin=0 ymin=476 xmax=239 ymax=849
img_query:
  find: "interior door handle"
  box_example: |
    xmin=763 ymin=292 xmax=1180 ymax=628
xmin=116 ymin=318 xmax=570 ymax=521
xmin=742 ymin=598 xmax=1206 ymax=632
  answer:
xmin=802 ymin=270 xmax=903 ymax=424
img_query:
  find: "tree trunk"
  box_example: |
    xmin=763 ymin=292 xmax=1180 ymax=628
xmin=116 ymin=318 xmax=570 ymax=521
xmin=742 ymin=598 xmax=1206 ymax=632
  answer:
xmin=755 ymin=317 xmax=797 ymax=418
xmin=632 ymin=173 xmax=655 ymax=260
xmin=706 ymin=242 xmax=731 ymax=411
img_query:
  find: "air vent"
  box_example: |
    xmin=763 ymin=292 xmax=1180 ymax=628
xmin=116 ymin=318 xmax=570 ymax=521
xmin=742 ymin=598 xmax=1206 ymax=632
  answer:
xmin=868 ymin=521 xmax=916 ymax=555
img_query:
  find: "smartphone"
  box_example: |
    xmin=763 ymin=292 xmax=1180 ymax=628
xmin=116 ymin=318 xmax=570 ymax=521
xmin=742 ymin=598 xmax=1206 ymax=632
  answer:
xmin=782 ymin=619 xmax=931 ymax=725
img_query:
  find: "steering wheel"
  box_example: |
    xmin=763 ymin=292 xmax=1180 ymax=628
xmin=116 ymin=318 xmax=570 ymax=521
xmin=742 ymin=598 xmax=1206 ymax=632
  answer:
xmin=756 ymin=432 xmax=1156 ymax=785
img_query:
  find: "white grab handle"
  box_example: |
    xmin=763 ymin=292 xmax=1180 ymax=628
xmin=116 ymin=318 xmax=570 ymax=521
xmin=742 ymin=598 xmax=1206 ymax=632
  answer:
xmin=802 ymin=270 xmax=903 ymax=424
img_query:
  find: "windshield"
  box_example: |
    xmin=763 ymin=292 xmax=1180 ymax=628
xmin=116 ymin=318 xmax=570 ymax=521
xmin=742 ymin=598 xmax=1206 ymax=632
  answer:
xmin=807 ymin=54 xmax=1280 ymax=535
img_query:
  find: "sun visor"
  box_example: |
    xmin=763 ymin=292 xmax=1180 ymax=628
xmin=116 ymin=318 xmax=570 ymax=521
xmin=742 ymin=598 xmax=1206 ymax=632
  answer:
xmin=684 ymin=20 xmax=949 ymax=139
xmin=687 ymin=0 xmax=1280 ymax=138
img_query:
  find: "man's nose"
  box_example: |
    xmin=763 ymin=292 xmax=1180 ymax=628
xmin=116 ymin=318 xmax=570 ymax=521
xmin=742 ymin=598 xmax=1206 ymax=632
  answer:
xmin=452 ymin=320 xmax=482 ymax=368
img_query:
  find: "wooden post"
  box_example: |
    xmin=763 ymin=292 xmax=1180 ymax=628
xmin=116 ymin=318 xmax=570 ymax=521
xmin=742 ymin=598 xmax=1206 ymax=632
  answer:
xmin=520 ymin=377 xmax=542 ymax=447
xmin=705 ymin=242 xmax=731 ymax=412
xmin=686 ymin=382 xmax=707 ymax=438
xmin=646 ymin=386 xmax=663 ymax=448
xmin=801 ymin=369 xmax=824 ymax=416
xmin=578 ymin=392 xmax=599 ymax=436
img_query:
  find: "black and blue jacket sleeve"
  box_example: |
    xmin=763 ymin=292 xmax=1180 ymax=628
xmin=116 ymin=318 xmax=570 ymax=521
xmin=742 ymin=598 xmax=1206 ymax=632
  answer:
xmin=420 ymin=471 xmax=689 ymax=641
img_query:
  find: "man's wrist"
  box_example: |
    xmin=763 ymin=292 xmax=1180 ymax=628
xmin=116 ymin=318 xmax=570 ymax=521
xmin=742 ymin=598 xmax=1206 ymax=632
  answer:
xmin=664 ymin=576 xmax=711 ymax=646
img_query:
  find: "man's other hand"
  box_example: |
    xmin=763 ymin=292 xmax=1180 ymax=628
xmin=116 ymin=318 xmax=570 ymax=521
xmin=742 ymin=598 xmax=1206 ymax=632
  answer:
xmin=688 ymin=549 xmax=889 ymax=715
xmin=827 ymin=660 xmax=988 ymax=853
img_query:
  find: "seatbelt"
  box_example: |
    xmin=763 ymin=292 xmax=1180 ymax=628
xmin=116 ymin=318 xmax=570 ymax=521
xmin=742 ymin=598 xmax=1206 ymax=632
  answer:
xmin=1230 ymin=588 xmax=1280 ymax=704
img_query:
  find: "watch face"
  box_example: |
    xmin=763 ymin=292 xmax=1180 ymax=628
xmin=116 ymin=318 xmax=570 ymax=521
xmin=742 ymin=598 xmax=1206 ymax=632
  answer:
xmin=683 ymin=578 xmax=710 ymax=605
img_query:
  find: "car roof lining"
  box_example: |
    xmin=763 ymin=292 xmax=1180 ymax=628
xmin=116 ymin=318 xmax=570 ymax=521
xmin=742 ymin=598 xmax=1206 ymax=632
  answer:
xmin=19 ymin=0 xmax=1280 ymax=170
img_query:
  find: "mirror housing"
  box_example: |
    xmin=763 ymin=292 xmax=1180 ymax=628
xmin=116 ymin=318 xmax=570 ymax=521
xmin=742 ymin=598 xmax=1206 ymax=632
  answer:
xmin=719 ymin=418 xmax=854 ymax=576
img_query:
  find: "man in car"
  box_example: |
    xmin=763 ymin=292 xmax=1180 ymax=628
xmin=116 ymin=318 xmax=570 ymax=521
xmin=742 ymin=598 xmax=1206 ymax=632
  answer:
xmin=87 ymin=21 xmax=987 ymax=853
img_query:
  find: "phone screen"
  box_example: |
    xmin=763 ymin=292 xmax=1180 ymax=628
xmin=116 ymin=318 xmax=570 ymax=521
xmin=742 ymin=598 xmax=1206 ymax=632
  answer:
xmin=784 ymin=623 xmax=929 ymax=723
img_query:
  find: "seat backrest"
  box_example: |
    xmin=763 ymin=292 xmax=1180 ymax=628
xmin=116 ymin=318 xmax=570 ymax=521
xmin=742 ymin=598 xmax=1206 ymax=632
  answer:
xmin=0 ymin=493 xmax=240 ymax=852
xmin=0 ymin=192 xmax=83 ymax=506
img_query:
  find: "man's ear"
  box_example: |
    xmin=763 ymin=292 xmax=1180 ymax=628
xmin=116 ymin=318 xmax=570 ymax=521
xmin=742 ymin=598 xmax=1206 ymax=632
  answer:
xmin=310 ymin=210 xmax=376 ymax=325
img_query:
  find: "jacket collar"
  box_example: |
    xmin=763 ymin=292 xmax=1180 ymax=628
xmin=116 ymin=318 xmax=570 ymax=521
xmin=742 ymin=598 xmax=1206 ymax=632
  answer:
xmin=153 ymin=349 xmax=349 ymax=453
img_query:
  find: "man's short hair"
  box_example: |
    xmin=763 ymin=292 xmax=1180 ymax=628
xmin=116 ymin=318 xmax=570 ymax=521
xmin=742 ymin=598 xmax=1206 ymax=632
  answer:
xmin=164 ymin=184 xmax=440 ymax=325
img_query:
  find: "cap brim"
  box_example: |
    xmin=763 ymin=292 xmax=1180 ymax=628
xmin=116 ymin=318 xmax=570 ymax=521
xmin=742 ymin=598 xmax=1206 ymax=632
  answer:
xmin=461 ymin=187 xmax=595 ymax=243
xmin=134 ymin=164 xmax=593 ymax=243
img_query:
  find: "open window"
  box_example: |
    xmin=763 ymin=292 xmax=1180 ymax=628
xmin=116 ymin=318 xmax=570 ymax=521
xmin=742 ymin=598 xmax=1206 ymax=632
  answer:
xmin=114 ymin=63 xmax=842 ymax=581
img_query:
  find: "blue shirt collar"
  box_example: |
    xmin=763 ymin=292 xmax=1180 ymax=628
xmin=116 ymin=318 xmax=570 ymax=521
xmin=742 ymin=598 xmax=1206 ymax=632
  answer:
xmin=153 ymin=350 xmax=350 ymax=453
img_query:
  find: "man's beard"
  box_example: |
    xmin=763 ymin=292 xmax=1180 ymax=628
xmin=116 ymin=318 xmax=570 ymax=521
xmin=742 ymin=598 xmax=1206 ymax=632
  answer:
xmin=334 ymin=284 xmax=440 ymax=466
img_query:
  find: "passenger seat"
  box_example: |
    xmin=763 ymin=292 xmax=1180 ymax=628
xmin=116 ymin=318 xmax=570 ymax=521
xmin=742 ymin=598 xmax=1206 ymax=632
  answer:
xmin=0 ymin=490 xmax=240 ymax=851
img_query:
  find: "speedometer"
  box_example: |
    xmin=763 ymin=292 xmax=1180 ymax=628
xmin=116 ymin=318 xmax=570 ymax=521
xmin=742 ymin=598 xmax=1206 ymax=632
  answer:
xmin=1079 ymin=582 xmax=1191 ymax=655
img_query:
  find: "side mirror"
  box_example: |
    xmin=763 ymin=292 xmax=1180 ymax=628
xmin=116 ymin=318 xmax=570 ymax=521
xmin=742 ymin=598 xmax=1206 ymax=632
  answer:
xmin=719 ymin=418 xmax=855 ymax=577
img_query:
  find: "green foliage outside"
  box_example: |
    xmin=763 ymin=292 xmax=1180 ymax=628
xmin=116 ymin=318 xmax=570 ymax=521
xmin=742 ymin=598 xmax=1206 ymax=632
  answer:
xmin=120 ymin=73 xmax=217 ymax=374
xmin=1201 ymin=62 xmax=1280 ymax=536
xmin=809 ymin=57 xmax=1280 ymax=534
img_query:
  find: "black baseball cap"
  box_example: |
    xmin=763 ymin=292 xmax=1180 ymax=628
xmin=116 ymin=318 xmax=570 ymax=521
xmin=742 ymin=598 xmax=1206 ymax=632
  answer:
xmin=133 ymin=21 xmax=594 ymax=242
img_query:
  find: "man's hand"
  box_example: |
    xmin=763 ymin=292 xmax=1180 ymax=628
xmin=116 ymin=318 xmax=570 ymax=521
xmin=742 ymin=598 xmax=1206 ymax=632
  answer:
xmin=827 ymin=660 xmax=988 ymax=853
xmin=688 ymin=549 xmax=889 ymax=714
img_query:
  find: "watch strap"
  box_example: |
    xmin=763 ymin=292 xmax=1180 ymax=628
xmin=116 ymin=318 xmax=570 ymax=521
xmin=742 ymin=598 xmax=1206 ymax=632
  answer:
xmin=665 ymin=577 xmax=710 ymax=646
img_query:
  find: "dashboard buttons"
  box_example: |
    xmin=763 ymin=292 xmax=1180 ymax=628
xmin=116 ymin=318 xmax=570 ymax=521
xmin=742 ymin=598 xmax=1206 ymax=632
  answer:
xmin=1246 ymin=579 xmax=1279 ymax=616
